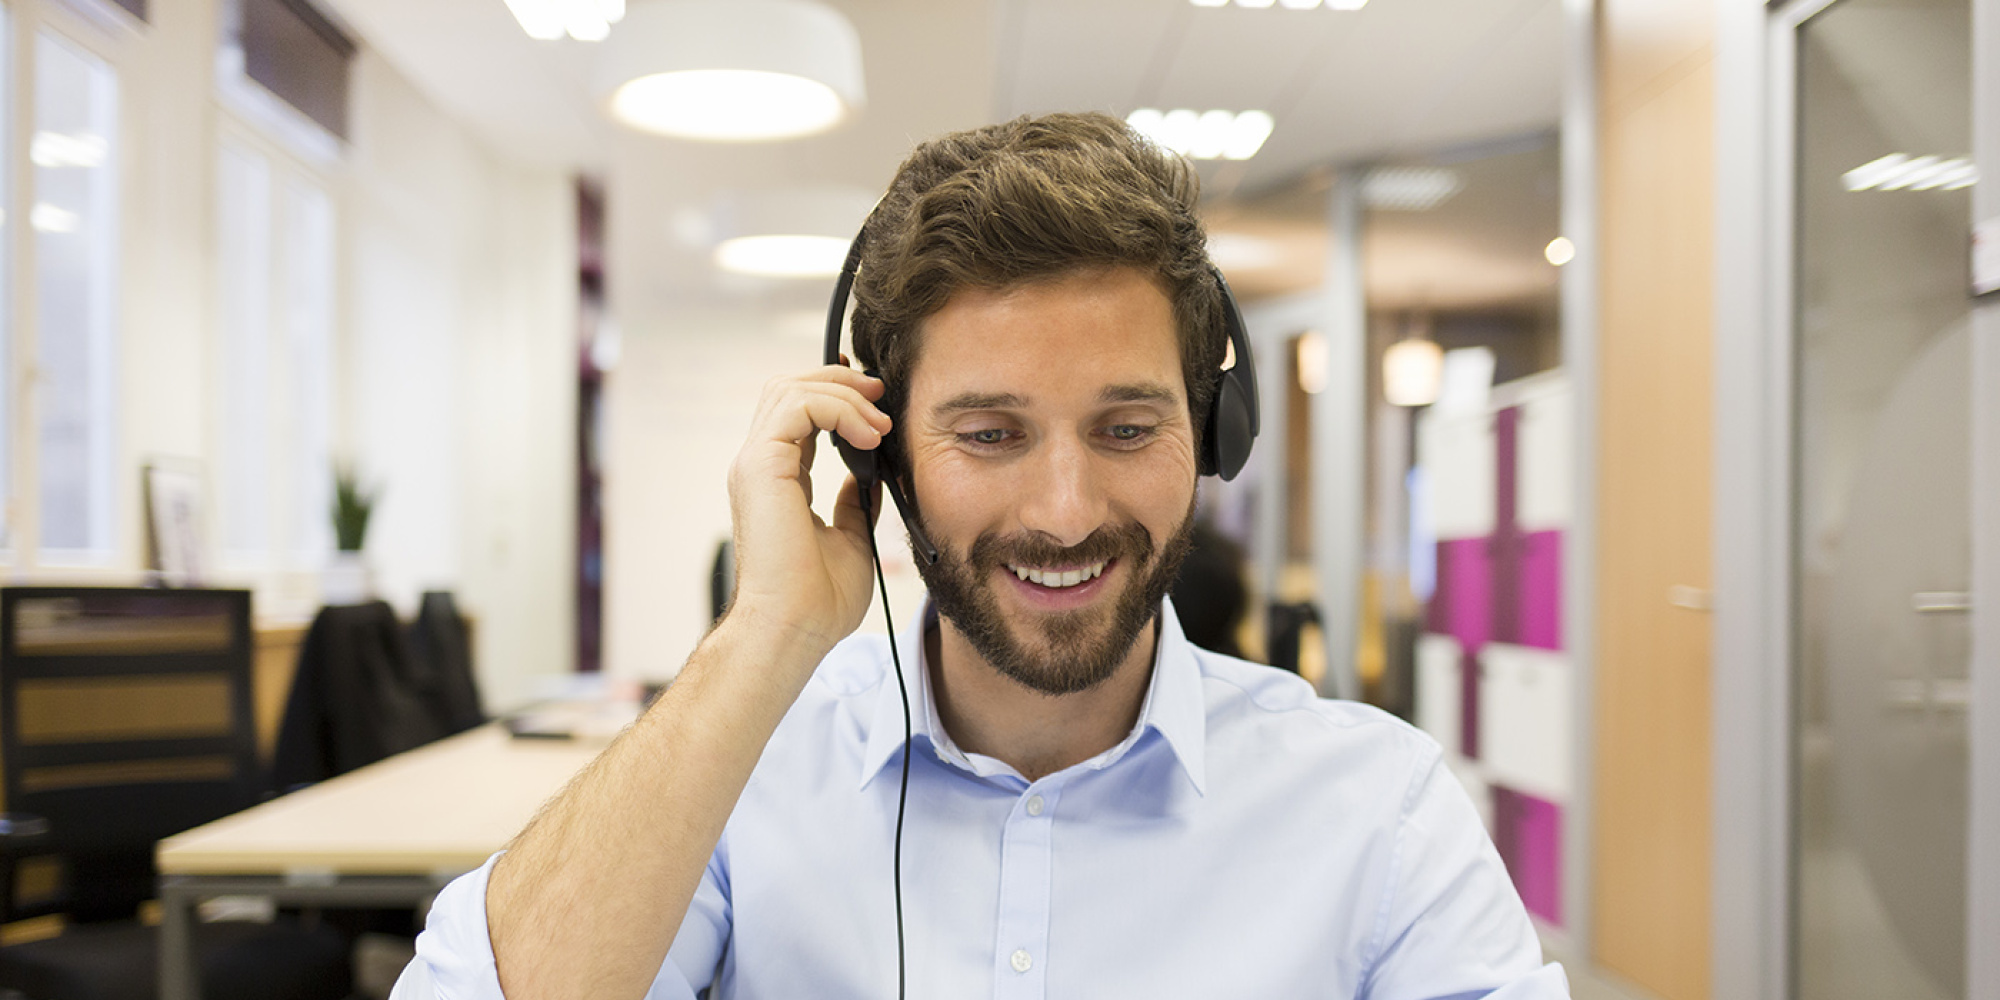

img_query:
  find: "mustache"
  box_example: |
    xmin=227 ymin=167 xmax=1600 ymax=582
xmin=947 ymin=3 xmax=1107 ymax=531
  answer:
xmin=966 ymin=521 xmax=1154 ymax=572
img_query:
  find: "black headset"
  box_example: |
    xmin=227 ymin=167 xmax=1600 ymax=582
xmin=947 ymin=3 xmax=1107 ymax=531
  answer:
xmin=821 ymin=227 xmax=1262 ymax=567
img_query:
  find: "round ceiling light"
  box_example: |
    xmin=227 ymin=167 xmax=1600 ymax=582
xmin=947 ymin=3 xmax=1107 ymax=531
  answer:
xmin=706 ymin=187 xmax=877 ymax=278
xmin=714 ymin=234 xmax=852 ymax=278
xmin=597 ymin=0 xmax=866 ymax=141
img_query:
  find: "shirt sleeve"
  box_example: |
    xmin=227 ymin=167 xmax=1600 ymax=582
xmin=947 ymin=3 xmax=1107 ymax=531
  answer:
xmin=406 ymin=850 xmax=732 ymax=1000
xmin=1359 ymin=747 xmax=1572 ymax=1000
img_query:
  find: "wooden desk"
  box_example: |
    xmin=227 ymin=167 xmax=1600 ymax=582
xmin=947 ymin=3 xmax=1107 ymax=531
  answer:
xmin=155 ymin=723 xmax=605 ymax=1000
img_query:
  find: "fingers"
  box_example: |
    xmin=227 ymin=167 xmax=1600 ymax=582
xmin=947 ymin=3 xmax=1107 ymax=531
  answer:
xmin=751 ymin=369 xmax=893 ymax=453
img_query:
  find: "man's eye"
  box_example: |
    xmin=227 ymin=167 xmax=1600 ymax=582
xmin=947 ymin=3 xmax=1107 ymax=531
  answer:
xmin=962 ymin=428 xmax=1011 ymax=447
xmin=1105 ymin=425 xmax=1154 ymax=445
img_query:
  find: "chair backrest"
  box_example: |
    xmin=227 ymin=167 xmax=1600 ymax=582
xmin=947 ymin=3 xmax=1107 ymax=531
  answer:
xmin=0 ymin=587 xmax=259 ymax=922
xmin=408 ymin=591 xmax=482 ymax=737
xmin=272 ymin=601 xmax=444 ymax=791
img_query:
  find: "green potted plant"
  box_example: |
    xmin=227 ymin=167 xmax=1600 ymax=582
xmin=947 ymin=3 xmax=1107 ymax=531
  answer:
xmin=325 ymin=463 xmax=378 ymax=604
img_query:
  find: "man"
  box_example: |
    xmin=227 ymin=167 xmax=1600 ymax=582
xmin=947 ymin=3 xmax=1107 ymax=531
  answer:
xmin=400 ymin=113 xmax=1568 ymax=999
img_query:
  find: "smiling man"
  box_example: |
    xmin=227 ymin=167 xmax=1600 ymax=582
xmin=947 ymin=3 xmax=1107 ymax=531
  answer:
xmin=400 ymin=114 xmax=1569 ymax=1000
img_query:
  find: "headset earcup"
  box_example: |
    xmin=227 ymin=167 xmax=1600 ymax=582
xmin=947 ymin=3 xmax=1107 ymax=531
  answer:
xmin=1206 ymin=370 xmax=1255 ymax=481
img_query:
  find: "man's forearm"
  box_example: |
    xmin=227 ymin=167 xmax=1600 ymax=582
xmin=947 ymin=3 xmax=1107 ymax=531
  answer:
xmin=484 ymin=610 xmax=834 ymax=1000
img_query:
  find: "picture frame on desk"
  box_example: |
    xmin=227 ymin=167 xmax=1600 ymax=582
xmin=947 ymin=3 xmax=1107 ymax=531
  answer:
xmin=143 ymin=458 xmax=208 ymax=587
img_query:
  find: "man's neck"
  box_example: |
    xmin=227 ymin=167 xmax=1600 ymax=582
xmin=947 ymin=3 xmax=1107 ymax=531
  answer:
xmin=925 ymin=614 xmax=1160 ymax=783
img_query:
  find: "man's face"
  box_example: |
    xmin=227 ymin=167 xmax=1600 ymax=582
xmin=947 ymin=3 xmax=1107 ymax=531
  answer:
xmin=901 ymin=267 xmax=1200 ymax=695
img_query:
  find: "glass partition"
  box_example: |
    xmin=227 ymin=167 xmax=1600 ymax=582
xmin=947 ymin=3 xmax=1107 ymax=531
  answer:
xmin=1793 ymin=0 xmax=1972 ymax=995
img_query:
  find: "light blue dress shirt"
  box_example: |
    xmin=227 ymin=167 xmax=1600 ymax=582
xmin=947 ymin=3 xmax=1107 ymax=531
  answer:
xmin=408 ymin=602 xmax=1569 ymax=999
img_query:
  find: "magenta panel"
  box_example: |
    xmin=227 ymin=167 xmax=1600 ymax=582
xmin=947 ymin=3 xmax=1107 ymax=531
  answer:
xmin=1492 ymin=786 xmax=1564 ymax=927
xmin=1436 ymin=538 xmax=1492 ymax=652
xmin=1517 ymin=530 xmax=1564 ymax=651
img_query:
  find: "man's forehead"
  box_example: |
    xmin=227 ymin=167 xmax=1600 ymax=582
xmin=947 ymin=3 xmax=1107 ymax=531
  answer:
xmin=928 ymin=382 xmax=1182 ymax=415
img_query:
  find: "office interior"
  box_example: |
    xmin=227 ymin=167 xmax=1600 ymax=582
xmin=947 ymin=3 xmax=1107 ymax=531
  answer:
xmin=0 ymin=0 xmax=1994 ymax=997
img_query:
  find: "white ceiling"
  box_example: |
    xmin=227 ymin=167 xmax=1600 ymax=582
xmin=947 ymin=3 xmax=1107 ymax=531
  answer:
xmin=321 ymin=0 xmax=1566 ymax=313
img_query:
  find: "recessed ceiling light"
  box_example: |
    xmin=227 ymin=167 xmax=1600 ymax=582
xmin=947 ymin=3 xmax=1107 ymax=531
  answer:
xmin=1362 ymin=166 xmax=1464 ymax=211
xmin=503 ymin=0 xmax=625 ymax=42
xmin=1545 ymin=236 xmax=1575 ymax=266
xmin=1126 ymin=109 xmax=1274 ymax=161
xmin=595 ymin=0 xmax=865 ymax=141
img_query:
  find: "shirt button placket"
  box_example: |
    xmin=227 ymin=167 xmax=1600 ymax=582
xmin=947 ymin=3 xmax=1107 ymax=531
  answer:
xmin=992 ymin=782 xmax=1060 ymax=999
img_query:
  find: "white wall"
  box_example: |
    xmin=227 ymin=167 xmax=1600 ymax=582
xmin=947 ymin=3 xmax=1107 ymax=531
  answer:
xmin=344 ymin=49 xmax=578 ymax=710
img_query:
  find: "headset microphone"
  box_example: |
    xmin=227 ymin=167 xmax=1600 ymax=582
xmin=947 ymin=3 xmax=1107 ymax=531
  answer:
xmin=820 ymin=224 xmax=1259 ymax=1000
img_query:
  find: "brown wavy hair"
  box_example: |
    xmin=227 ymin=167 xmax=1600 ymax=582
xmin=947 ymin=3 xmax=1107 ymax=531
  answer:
xmin=849 ymin=112 xmax=1226 ymax=463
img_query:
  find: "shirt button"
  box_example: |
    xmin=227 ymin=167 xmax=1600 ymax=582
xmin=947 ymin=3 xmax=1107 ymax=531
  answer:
xmin=1025 ymin=795 xmax=1045 ymax=817
xmin=1010 ymin=949 xmax=1032 ymax=973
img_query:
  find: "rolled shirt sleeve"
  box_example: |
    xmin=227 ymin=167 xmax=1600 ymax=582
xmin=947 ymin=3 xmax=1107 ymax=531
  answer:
xmin=403 ymin=851 xmax=730 ymax=1000
xmin=1361 ymin=749 xmax=1572 ymax=999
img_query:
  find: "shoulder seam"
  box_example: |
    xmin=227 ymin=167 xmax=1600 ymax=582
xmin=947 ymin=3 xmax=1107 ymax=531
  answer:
xmin=1360 ymin=738 xmax=1442 ymax=978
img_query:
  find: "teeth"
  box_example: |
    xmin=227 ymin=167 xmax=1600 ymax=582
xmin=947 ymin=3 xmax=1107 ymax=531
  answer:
xmin=1007 ymin=561 xmax=1108 ymax=589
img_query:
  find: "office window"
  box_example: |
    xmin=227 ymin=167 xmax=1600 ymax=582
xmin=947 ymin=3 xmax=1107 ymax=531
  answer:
xmin=33 ymin=31 xmax=118 ymax=562
xmin=217 ymin=137 xmax=335 ymax=567
xmin=217 ymin=142 xmax=272 ymax=561
xmin=281 ymin=177 xmax=333 ymax=560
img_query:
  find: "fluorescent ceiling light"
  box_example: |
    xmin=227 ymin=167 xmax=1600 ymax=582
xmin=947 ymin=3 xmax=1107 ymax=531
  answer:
xmin=1126 ymin=109 xmax=1274 ymax=161
xmin=1545 ymin=236 xmax=1575 ymax=266
xmin=1362 ymin=166 xmax=1464 ymax=211
xmin=596 ymin=0 xmax=865 ymax=141
xmin=1843 ymin=153 xmax=1977 ymax=192
xmin=715 ymin=234 xmax=851 ymax=278
xmin=30 ymin=132 xmax=107 ymax=169
xmin=503 ymin=0 xmax=624 ymax=41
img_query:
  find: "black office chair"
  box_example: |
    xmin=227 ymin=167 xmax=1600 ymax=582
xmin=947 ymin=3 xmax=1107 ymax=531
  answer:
xmin=0 ymin=587 xmax=350 ymax=1000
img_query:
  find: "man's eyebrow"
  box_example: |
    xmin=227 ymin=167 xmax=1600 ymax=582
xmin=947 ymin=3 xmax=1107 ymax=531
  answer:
xmin=1100 ymin=382 xmax=1180 ymax=406
xmin=933 ymin=391 xmax=1028 ymax=414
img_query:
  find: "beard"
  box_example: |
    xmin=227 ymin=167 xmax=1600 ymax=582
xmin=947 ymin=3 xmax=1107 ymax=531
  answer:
xmin=910 ymin=495 xmax=1199 ymax=696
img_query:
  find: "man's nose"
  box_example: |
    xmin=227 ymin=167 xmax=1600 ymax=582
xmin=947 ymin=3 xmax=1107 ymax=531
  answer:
xmin=1014 ymin=433 xmax=1109 ymax=549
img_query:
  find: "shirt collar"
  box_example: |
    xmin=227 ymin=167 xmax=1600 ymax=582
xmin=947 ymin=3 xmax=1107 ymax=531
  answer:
xmin=858 ymin=598 xmax=1207 ymax=795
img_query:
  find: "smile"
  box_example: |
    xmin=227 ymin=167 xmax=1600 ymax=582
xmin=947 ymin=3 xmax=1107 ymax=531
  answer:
xmin=1006 ymin=560 xmax=1109 ymax=589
